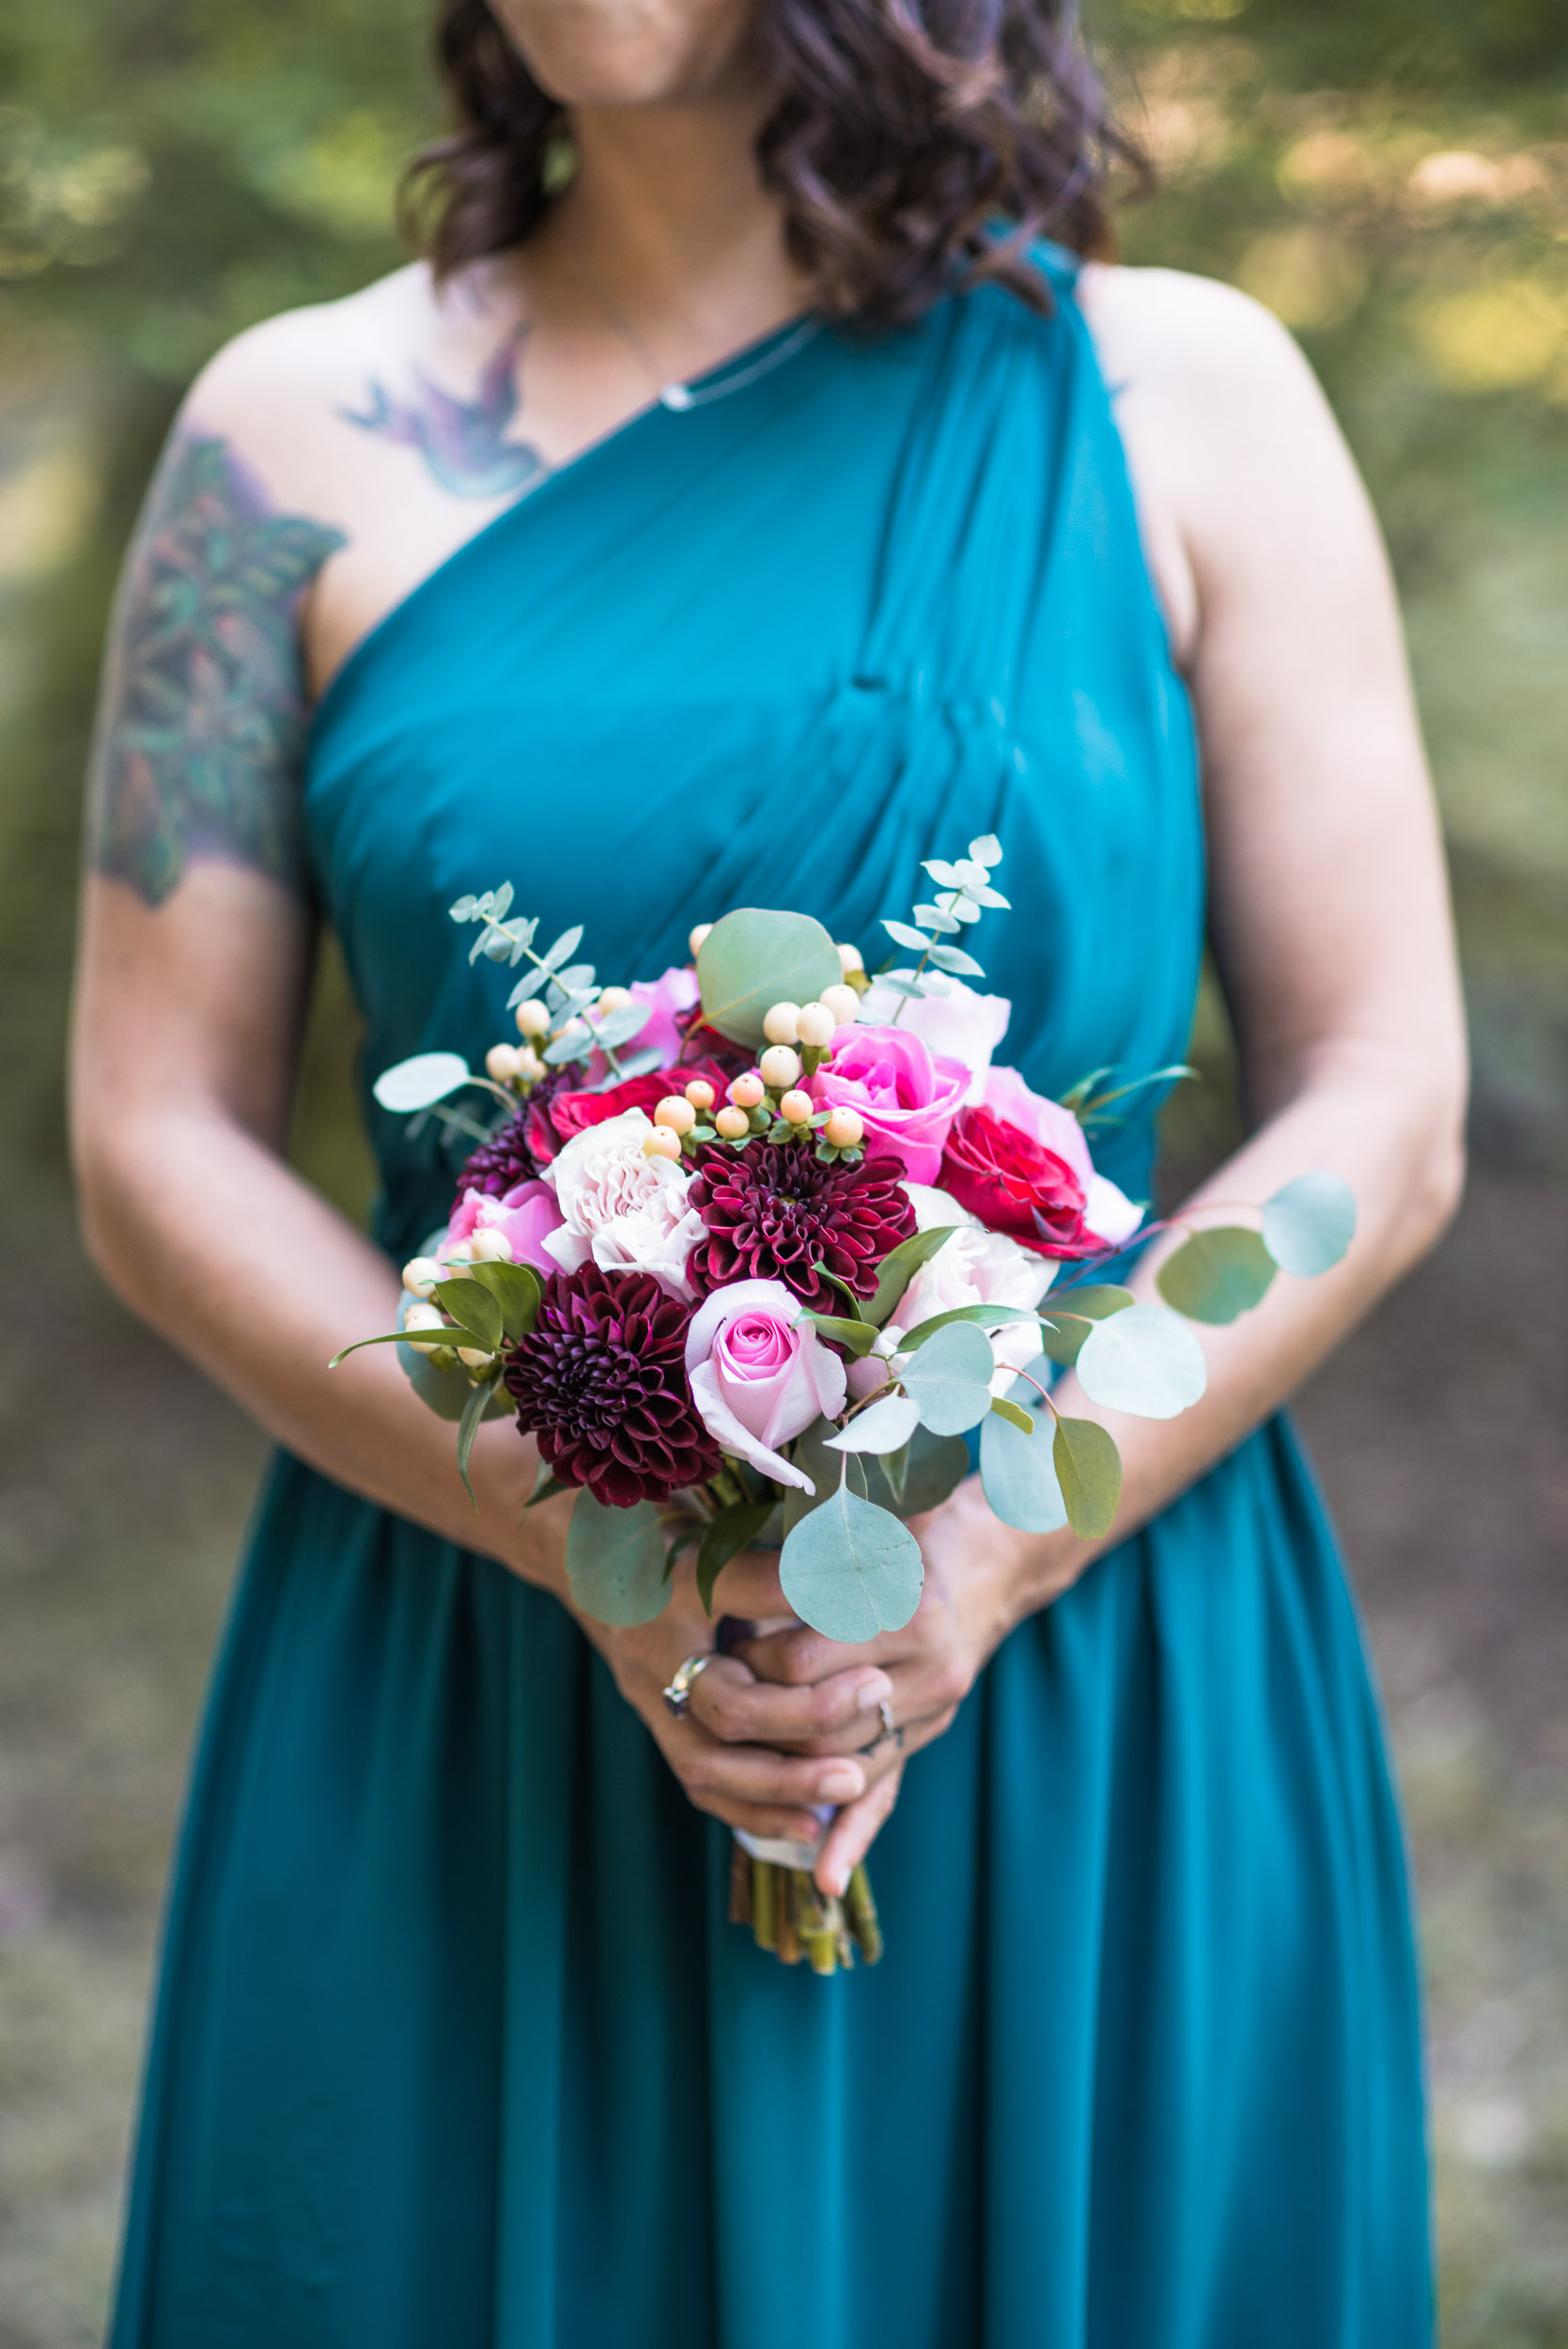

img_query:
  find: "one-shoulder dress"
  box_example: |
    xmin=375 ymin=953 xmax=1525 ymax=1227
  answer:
xmin=109 ymin=258 xmax=1431 ymax=2348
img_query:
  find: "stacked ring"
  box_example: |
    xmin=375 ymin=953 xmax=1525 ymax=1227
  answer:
xmin=661 ymin=1653 xmax=712 ymax=1719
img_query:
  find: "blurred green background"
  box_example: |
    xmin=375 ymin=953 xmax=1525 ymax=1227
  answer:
xmin=1 ymin=1 xmax=1565 ymax=2341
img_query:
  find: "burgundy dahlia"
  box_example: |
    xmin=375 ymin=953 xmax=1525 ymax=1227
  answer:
xmin=454 ymin=1070 xmax=568 ymax=1202
xmin=502 ymin=1265 xmax=722 ymax=1508
xmin=686 ymin=1140 xmax=915 ymax=1311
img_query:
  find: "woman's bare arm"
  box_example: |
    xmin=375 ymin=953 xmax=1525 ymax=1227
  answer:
xmin=70 ymin=329 xmax=884 ymax=1849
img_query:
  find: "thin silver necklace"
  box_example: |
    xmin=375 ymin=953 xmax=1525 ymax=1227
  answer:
xmin=574 ymin=258 xmax=820 ymax=412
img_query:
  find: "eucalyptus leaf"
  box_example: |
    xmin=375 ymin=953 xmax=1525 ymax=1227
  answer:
xmin=1036 ymin=1282 xmax=1135 ymax=1365
xmin=783 ymin=1418 xmax=869 ymax=1532
xmin=921 ymin=860 xmax=962 ymax=889
xmin=696 ymin=909 xmax=841 ymax=1050
xmin=1262 ymin=1173 xmax=1357 ymax=1277
xmin=1156 ymin=1227 xmax=1277 ymax=1325
xmin=968 ymin=834 xmax=1002 ymax=867
xmin=897 ymin=1319 xmax=996 ymax=1437
xmin=507 ymin=966 xmax=551 ymax=1008
xmin=696 ymin=1501 xmax=778 ymax=1615
xmin=826 ymin=1393 xmax=921 ymax=1455
xmin=565 ymin=1493 xmax=672 ymax=1626
xmin=988 ymin=1395 xmax=1035 ymax=1434
xmin=926 ymin=943 xmax=986 ymax=977
xmin=609 ymin=1046 xmax=668 ymax=1081
xmin=431 ymin=1278 xmax=504 ymax=1352
xmin=372 ymin=1051 xmax=473 ymax=1113
xmin=592 ymin=1000 xmax=654 ymax=1051
xmin=1076 ymin=1303 xmax=1207 ymax=1420
xmin=779 ymin=1486 xmax=924 ymax=1642
xmin=467 ymin=1258 xmax=541 ymax=1342
xmin=541 ymin=924 xmax=584 ymax=972
xmin=543 ymin=1024 xmax=592 ymax=1066
xmin=865 ymin=1222 xmax=957 ymax=1328
xmin=913 ymin=904 xmax=961 ymax=934
xmin=870 ymin=1423 xmax=970 ymax=1516
xmin=1052 ymin=1416 xmax=1123 ymax=1540
xmin=980 ymin=1369 xmax=1069 ymax=1533
xmin=881 ymin=918 xmax=929 ymax=953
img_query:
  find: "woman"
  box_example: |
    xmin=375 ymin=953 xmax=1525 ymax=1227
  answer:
xmin=73 ymin=0 xmax=1466 ymax=2340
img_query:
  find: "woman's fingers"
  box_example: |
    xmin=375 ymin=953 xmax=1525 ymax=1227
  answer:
xmin=664 ymin=1719 xmax=867 ymax=1813
xmin=687 ymin=1655 xmax=893 ymax=1749
xmin=815 ymin=1765 xmax=905 ymax=1898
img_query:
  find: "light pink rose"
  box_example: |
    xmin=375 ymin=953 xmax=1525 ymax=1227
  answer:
xmin=629 ymin=964 xmax=701 ymax=1068
xmin=684 ymin=1278 xmax=848 ymax=1493
xmin=807 ymin=1024 xmax=970 ymax=1184
xmin=855 ymin=973 xmax=1011 ymax=1097
xmin=972 ymin=1066 xmax=1144 ymax=1248
xmin=444 ymin=1181 xmax=565 ymax=1276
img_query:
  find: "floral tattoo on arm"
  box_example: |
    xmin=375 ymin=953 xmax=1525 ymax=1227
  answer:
xmin=86 ymin=431 xmax=346 ymax=909
xmin=337 ymin=326 xmax=550 ymax=500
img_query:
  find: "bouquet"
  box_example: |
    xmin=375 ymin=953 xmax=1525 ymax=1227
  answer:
xmin=335 ymin=840 xmax=1355 ymax=1972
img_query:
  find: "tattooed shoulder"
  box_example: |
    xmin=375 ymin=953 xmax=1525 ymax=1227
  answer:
xmin=86 ymin=428 xmax=346 ymax=909
xmin=338 ymin=325 xmax=550 ymax=501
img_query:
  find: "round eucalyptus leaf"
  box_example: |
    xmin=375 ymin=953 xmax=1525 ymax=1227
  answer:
xmin=979 ymin=1370 xmax=1069 ymax=1534
xmin=1156 ymin=1228 xmax=1277 ymax=1325
xmin=1052 ymin=1416 xmax=1123 ymax=1541
xmin=871 ymin=1423 xmax=970 ymax=1517
xmin=897 ymin=1319 xmax=996 ymax=1437
xmin=372 ymin=1051 xmax=473 ymax=1112
xmin=779 ymin=1486 xmax=924 ymax=1642
xmin=565 ymin=1494 xmax=672 ymax=1627
xmin=1262 ymin=1173 xmax=1357 ymax=1277
xmin=826 ymin=1393 xmax=922 ymax=1455
xmin=1076 ymin=1303 xmax=1207 ymax=1420
xmin=695 ymin=909 xmax=842 ymax=1050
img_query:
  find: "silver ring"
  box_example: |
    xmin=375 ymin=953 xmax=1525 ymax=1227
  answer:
xmin=661 ymin=1652 xmax=712 ymax=1719
xmin=877 ymin=1699 xmax=895 ymax=1739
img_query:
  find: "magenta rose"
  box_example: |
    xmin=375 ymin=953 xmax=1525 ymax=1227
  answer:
xmin=525 ymin=1058 xmax=729 ymax=1165
xmin=807 ymin=1024 xmax=970 ymax=1184
xmin=445 ymin=1178 xmax=566 ymax=1275
xmin=971 ymin=1066 xmax=1143 ymax=1248
xmin=684 ymin=1279 xmax=847 ymax=1494
xmin=939 ymin=1107 xmax=1091 ymax=1257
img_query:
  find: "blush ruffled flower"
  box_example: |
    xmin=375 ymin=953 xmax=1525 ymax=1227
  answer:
xmin=541 ymin=1108 xmax=707 ymax=1297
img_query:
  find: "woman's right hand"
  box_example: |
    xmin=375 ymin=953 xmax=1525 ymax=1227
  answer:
xmin=567 ymin=1547 xmax=898 ymax=1848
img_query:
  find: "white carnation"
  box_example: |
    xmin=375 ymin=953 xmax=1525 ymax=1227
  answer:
xmin=542 ymin=1108 xmax=705 ymax=1298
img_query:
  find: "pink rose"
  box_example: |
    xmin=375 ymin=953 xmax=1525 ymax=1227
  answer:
xmin=629 ymin=964 xmax=701 ymax=1068
xmin=971 ymin=1066 xmax=1143 ymax=1248
xmin=684 ymin=1278 xmax=848 ymax=1494
xmin=807 ymin=1024 xmax=970 ymax=1185
xmin=444 ymin=1180 xmax=565 ymax=1275
xmin=855 ymin=974 xmax=1012 ymax=1097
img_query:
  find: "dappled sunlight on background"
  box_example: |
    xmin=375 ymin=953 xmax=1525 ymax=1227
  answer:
xmin=1 ymin=0 xmax=1564 ymax=2340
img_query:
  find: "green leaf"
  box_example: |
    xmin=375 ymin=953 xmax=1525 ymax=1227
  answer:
xmin=980 ymin=1369 xmax=1069 ymax=1533
xmin=330 ymin=1328 xmax=418 ymax=1365
xmin=522 ymin=1458 xmax=567 ymax=1511
xmin=870 ymin=1423 xmax=970 ymax=1516
xmin=455 ymin=1374 xmax=498 ymax=1507
xmin=1262 ymin=1173 xmax=1357 ymax=1277
xmin=779 ymin=1486 xmax=924 ymax=1641
xmin=695 ymin=1501 xmax=777 ymax=1615
xmin=783 ymin=1417 xmax=869 ymax=1533
xmin=864 ymin=1223 xmax=957 ymax=1328
xmin=925 ymin=942 xmax=985 ymax=977
xmin=396 ymin=1342 xmax=513 ymax=1423
xmin=431 ymin=1278 xmax=504 ymax=1352
xmin=897 ymin=1320 xmax=996 ymax=1437
xmin=809 ymin=1262 xmax=866 ymax=1317
xmin=1052 ymin=1416 xmax=1123 ymax=1540
xmin=540 ymin=923 xmax=584 ymax=972
xmin=467 ymin=1258 xmax=541 ymax=1342
xmin=1156 ymin=1228 xmax=1277 ymax=1325
xmin=969 ymin=834 xmax=1003 ymax=868
xmin=590 ymin=1000 xmax=653 ymax=1051
xmin=565 ymin=1493 xmax=673 ymax=1627
xmin=825 ymin=1393 xmax=921 ymax=1454
xmin=881 ymin=918 xmax=928 ymax=953
xmin=695 ymin=909 xmax=842 ymax=1050
xmin=988 ymin=1395 xmax=1035 ymax=1434
xmin=1035 ymin=1283 xmax=1136 ymax=1364
xmin=897 ymin=1301 xmax=1039 ymax=1346
xmin=372 ymin=1050 xmax=472 ymax=1112
xmin=800 ymin=1312 xmax=880 ymax=1356
xmin=1076 ymin=1304 xmax=1207 ymax=1420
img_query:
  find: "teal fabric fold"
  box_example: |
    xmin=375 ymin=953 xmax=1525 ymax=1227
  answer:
xmin=109 ymin=263 xmax=1430 ymax=2347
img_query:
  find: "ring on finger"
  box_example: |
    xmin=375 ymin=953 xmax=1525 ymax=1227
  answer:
xmin=861 ymin=1696 xmax=904 ymax=1756
xmin=661 ymin=1652 xmax=712 ymax=1720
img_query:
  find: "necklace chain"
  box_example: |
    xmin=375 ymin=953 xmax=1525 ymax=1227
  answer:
xmin=573 ymin=257 xmax=820 ymax=413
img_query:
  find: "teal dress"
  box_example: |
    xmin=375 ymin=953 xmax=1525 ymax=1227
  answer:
xmin=109 ymin=261 xmax=1431 ymax=2347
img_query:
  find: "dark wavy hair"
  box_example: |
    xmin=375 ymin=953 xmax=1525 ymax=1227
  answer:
xmin=401 ymin=0 xmax=1144 ymax=324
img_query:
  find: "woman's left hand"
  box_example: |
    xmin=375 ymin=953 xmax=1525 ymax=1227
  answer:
xmin=729 ymin=1473 xmax=1088 ymax=1896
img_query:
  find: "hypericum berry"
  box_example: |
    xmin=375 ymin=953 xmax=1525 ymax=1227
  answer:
xmin=759 ymin=1045 xmax=801 ymax=1091
xmin=486 ymin=1042 xmax=521 ymax=1084
xmin=729 ymin=1072 xmax=766 ymax=1109
xmin=402 ymin=1256 xmax=442 ymax=1299
xmin=515 ymin=999 xmax=550 ymax=1038
xmin=442 ymin=1240 xmax=475 ymax=1276
xmin=714 ymin=1105 xmax=751 ymax=1140
xmin=836 ymin=942 xmax=864 ymax=976
xmin=684 ymin=1078 xmax=716 ymax=1111
xmin=690 ymin=922 xmax=713 ymax=957
xmin=472 ymin=1228 xmax=513 ymax=1262
xmin=404 ymin=1302 xmax=448 ymax=1354
xmin=643 ymin=1126 xmax=683 ymax=1160
xmin=598 ymin=985 xmax=632 ymax=1012
xmin=824 ymin=1107 xmax=865 ymax=1149
xmin=654 ymin=1095 xmax=696 ymax=1134
xmin=762 ymin=1001 xmax=800 ymax=1046
xmin=819 ymin=983 xmax=861 ymax=1027
xmin=457 ymin=1346 xmax=495 ymax=1372
xmin=779 ymin=1089 xmax=814 ymax=1125
xmin=515 ymin=1046 xmax=546 ymax=1082
xmin=794 ymin=1002 xmax=836 ymax=1050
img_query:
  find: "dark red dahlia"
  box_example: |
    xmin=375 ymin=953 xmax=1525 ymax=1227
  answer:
xmin=686 ymin=1141 xmax=915 ymax=1311
xmin=453 ymin=1070 xmax=567 ymax=1203
xmin=502 ymin=1266 xmax=722 ymax=1508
